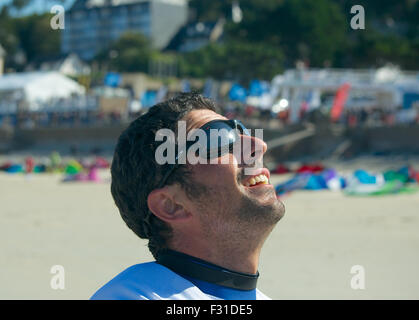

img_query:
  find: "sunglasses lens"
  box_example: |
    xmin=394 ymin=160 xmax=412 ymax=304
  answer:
xmin=198 ymin=121 xmax=237 ymax=159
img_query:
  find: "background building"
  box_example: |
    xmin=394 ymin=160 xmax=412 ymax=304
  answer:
xmin=165 ymin=19 xmax=225 ymax=53
xmin=61 ymin=0 xmax=188 ymax=60
xmin=39 ymin=54 xmax=91 ymax=77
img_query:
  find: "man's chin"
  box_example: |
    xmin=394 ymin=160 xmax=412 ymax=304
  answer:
xmin=247 ymin=184 xmax=279 ymax=206
xmin=260 ymin=188 xmax=285 ymax=221
xmin=239 ymin=189 xmax=285 ymax=225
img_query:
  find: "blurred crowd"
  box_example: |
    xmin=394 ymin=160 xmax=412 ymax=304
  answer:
xmin=0 ymin=110 xmax=132 ymax=129
xmin=340 ymin=106 xmax=419 ymax=127
xmin=0 ymin=102 xmax=418 ymax=130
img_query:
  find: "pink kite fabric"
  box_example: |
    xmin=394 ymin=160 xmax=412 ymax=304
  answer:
xmin=330 ymin=83 xmax=351 ymax=122
xmin=62 ymin=167 xmax=102 ymax=183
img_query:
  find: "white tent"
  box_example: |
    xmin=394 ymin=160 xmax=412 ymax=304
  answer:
xmin=0 ymin=71 xmax=85 ymax=111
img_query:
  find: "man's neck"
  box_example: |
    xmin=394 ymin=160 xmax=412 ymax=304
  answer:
xmin=169 ymin=234 xmax=265 ymax=274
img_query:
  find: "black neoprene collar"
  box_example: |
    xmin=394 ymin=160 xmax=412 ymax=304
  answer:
xmin=156 ymin=249 xmax=259 ymax=291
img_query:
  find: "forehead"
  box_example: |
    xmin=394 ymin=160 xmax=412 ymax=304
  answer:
xmin=183 ymin=109 xmax=227 ymax=132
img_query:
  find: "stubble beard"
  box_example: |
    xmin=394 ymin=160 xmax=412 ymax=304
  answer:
xmin=237 ymin=190 xmax=285 ymax=228
xmin=194 ymin=182 xmax=285 ymax=249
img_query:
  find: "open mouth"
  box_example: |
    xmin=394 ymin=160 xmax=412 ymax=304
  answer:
xmin=244 ymin=174 xmax=269 ymax=187
xmin=242 ymin=169 xmax=271 ymax=187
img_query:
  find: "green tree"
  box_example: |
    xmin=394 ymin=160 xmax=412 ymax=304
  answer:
xmin=10 ymin=0 xmax=31 ymax=11
xmin=0 ymin=7 xmax=18 ymax=58
xmin=0 ymin=8 xmax=61 ymax=71
xmin=180 ymin=40 xmax=284 ymax=83
xmin=14 ymin=13 xmax=60 ymax=63
xmin=187 ymin=0 xmax=419 ymax=70
xmin=272 ymin=0 xmax=346 ymax=67
xmin=96 ymin=32 xmax=153 ymax=72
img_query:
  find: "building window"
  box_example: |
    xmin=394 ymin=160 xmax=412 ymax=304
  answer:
xmin=101 ymin=8 xmax=110 ymax=17
xmin=73 ymin=11 xmax=86 ymax=20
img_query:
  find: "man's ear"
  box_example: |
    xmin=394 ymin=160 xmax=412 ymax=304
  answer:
xmin=147 ymin=187 xmax=190 ymax=223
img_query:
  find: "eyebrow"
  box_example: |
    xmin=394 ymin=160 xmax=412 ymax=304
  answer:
xmin=187 ymin=115 xmax=227 ymax=132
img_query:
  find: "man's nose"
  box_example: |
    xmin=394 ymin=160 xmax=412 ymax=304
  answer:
xmin=236 ymin=134 xmax=267 ymax=166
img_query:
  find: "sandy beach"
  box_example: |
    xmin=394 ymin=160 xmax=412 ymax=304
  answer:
xmin=1 ymin=157 xmax=419 ymax=299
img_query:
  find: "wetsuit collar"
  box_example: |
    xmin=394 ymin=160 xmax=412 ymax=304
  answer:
xmin=156 ymin=249 xmax=259 ymax=291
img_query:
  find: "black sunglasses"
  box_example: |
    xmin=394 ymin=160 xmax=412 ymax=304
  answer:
xmin=156 ymin=119 xmax=250 ymax=189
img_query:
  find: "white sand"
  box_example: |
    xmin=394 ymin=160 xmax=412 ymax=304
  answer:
xmin=1 ymin=160 xmax=418 ymax=299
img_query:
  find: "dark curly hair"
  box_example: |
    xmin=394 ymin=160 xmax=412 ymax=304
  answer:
xmin=110 ymin=93 xmax=216 ymax=259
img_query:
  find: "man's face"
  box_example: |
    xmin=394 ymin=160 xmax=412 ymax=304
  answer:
xmin=182 ymin=109 xmax=285 ymax=241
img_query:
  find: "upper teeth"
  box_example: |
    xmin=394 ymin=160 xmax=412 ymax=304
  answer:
xmin=245 ymin=174 xmax=268 ymax=187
